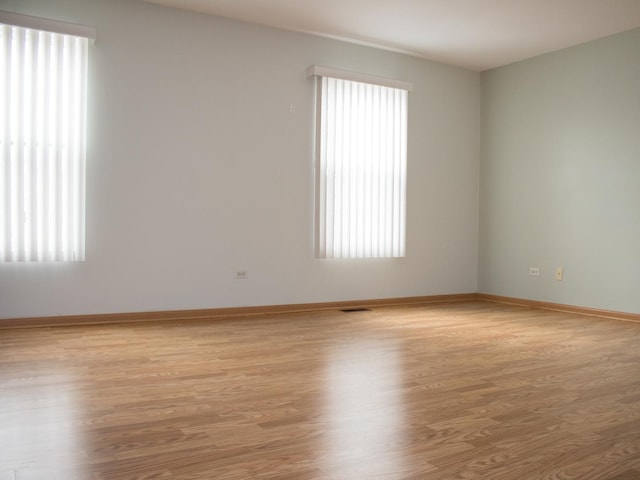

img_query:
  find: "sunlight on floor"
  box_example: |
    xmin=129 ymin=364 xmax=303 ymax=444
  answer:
xmin=322 ymin=339 xmax=406 ymax=478
xmin=0 ymin=372 xmax=88 ymax=478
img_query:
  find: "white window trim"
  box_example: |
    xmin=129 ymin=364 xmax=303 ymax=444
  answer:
xmin=0 ymin=10 xmax=96 ymax=43
xmin=306 ymin=65 xmax=412 ymax=92
xmin=1 ymin=12 xmax=93 ymax=262
xmin=309 ymin=66 xmax=410 ymax=259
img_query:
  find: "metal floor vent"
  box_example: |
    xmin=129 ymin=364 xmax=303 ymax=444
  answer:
xmin=339 ymin=308 xmax=371 ymax=313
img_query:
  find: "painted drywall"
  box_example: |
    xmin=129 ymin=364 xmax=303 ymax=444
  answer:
xmin=0 ymin=0 xmax=481 ymax=318
xmin=479 ymin=28 xmax=640 ymax=313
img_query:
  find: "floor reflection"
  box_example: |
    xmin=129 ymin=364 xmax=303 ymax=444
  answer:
xmin=0 ymin=371 xmax=87 ymax=479
xmin=322 ymin=339 xmax=406 ymax=478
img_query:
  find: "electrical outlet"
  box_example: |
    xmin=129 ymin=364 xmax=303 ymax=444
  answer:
xmin=236 ymin=270 xmax=248 ymax=280
xmin=529 ymin=267 xmax=540 ymax=276
xmin=555 ymin=267 xmax=563 ymax=281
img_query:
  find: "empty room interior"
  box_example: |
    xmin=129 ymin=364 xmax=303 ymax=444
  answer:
xmin=1 ymin=0 xmax=640 ymax=479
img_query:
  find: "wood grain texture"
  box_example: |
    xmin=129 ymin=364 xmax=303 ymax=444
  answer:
xmin=2 ymin=301 xmax=640 ymax=479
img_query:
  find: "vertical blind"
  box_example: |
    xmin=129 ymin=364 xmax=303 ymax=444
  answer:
xmin=314 ymin=72 xmax=409 ymax=258
xmin=0 ymin=21 xmax=88 ymax=262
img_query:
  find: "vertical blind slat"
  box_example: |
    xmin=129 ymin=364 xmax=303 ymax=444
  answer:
xmin=0 ymin=27 xmax=8 ymax=261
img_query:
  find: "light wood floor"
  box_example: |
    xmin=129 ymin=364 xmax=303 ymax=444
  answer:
xmin=2 ymin=301 xmax=640 ymax=480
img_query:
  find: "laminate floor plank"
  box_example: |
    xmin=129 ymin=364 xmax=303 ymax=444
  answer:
xmin=2 ymin=301 xmax=640 ymax=479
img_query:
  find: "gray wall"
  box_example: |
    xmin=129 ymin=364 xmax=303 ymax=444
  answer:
xmin=479 ymin=28 xmax=640 ymax=313
xmin=0 ymin=0 xmax=481 ymax=318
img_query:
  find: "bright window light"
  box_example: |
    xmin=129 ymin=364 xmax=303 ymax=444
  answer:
xmin=310 ymin=66 xmax=410 ymax=258
xmin=0 ymin=19 xmax=89 ymax=262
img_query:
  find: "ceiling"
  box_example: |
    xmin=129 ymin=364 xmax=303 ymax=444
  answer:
xmin=139 ymin=0 xmax=640 ymax=71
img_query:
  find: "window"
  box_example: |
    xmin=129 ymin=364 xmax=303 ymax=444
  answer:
xmin=308 ymin=66 xmax=411 ymax=259
xmin=0 ymin=11 xmax=94 ymax=262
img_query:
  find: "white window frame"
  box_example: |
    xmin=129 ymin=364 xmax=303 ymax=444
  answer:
xmin=308 ymin=65 xmax=411 ymax=259
xmin=0 ymin=11 xmax=94 ymax=262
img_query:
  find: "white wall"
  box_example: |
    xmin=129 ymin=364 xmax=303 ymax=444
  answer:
xmin=0 ymin=0 xmax=481 ymax=318
xmin=479 ymin=28 xmax=640 ymax=313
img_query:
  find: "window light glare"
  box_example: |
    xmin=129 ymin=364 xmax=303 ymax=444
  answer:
xmin=0 ymin=24 xmax=88 ymax=262
xmin=315 ymin=75 xmax=408 ymax=259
